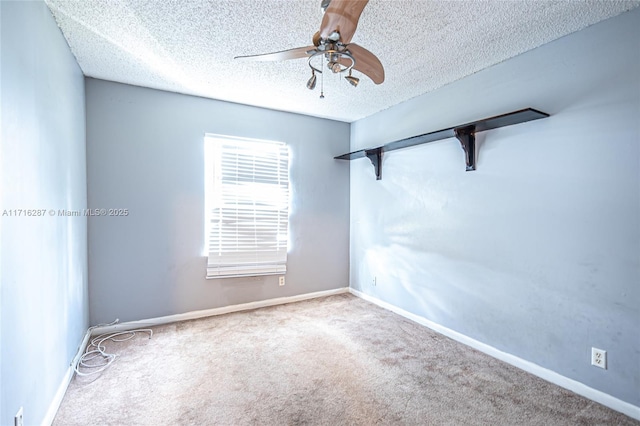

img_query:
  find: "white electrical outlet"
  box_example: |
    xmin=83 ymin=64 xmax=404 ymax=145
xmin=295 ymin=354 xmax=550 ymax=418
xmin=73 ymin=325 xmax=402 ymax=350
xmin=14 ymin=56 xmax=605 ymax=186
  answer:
xmin=591 ymin=347 xmax=607 ymax=369
xmin=279 ymin=276 xmax=285 ymax=286
xmin=373 ymin=277 xmax=377 ymax=286
xmin=15 ymin=407 xmax=24 ymax=426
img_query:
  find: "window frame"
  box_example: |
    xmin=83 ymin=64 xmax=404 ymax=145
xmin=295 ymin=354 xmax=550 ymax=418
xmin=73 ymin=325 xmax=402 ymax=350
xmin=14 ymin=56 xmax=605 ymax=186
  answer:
xmin=204 ymin=134 xmax=290 ymax=279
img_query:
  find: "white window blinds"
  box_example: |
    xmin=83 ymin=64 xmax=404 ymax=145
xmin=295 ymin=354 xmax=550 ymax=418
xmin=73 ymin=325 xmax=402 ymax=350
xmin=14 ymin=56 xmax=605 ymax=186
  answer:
xmin=205 ymin=134 xmax=289 ymax=278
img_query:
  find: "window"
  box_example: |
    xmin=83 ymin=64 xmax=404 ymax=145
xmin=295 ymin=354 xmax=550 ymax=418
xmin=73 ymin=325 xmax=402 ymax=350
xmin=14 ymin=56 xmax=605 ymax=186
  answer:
xmin=204 ymin=134 xmax=290 ymax=278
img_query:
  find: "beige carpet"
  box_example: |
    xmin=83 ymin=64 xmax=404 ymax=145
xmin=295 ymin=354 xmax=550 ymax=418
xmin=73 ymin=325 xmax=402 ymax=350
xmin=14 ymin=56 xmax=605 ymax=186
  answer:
xmin=54 ymin=294 xmax=638 ymax=425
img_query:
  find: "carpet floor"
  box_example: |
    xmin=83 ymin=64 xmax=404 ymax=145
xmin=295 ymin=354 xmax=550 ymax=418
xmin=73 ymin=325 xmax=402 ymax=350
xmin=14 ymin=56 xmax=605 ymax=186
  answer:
xmin=54 ymin=294 xmax=638 ymax=425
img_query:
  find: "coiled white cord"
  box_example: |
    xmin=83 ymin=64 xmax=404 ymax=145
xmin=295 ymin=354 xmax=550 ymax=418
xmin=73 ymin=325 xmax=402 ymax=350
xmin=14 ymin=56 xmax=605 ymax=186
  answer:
xmin=74 ymin=319 xmax=153 ymax=376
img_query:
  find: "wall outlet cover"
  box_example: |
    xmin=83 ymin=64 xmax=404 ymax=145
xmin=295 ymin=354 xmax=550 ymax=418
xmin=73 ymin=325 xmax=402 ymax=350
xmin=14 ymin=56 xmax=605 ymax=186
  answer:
xmin=591 ymin=347 xmax=607 ymax=369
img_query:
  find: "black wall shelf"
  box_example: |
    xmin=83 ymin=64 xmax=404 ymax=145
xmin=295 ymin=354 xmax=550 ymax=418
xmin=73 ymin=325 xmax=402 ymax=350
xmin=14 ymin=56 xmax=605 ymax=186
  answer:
xmin=335 ymin=108 xmax=549 ymax=180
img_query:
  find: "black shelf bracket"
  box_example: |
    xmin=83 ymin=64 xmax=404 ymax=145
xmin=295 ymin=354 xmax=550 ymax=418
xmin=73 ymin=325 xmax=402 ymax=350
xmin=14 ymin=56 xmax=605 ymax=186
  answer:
xmin=335 ymin=108 xmax=549 ymax=180
xmin=455 ymin=126 xmax=476 ymax=171
xmin=365 ymin=147 xmax=383 ymax=180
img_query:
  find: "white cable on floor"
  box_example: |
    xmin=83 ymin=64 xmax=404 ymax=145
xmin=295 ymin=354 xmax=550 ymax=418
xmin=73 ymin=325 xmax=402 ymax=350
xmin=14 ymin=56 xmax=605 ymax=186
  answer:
xmin=74 ymin=319 xmax=153 ymax=376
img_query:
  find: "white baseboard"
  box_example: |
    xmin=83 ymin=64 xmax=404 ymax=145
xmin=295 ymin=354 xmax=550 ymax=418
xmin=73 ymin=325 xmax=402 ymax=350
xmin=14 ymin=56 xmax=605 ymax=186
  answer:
xmin=42 ymin=329 xmax=92 ymax=426
xmin=90 ymin=287 xmax=350 ymax=335
xmin=349 ymin=288 xmax=640 ymax=421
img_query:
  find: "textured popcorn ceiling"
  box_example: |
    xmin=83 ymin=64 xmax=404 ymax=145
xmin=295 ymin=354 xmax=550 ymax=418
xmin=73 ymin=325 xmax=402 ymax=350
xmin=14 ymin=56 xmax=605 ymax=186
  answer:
xmin=45 ymin=0 xmax=639 ymax=122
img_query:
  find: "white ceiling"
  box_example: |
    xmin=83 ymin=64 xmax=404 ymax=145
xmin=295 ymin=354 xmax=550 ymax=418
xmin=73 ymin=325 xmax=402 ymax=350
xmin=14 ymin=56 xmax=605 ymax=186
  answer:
xmin=45 ymin=0 xmax=639 ymax=123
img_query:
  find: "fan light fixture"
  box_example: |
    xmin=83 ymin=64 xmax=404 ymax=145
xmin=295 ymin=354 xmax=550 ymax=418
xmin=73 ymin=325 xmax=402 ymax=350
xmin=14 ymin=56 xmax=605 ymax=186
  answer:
xmin=306 ymin=43 xmax=357 ymax=98
xmin=306 ymin=70 xmax=317 ymax=90
xmin=345 ymin=70 xmax=359 ymax=87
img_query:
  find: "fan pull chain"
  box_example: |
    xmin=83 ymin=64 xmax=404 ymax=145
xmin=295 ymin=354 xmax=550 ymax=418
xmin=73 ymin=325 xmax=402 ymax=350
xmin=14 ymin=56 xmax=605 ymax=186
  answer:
xmin=320 ymin=56 xmax=325 ymax=99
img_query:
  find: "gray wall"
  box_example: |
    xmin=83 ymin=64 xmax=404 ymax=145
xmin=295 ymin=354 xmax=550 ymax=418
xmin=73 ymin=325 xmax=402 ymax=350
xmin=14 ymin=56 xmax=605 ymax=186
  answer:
xmin=85 ymin=79 xmax=350 ymax=324
xmin=349 ymin=9 xmax=639 ymax=406
xmin=0 ymin=1 xmax=89 ymax=425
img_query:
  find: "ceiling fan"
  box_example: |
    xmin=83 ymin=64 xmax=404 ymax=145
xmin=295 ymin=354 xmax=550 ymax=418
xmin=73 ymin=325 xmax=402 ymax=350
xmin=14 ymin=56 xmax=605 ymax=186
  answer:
xmin=234 ymin=0 xmax=384 ymax=98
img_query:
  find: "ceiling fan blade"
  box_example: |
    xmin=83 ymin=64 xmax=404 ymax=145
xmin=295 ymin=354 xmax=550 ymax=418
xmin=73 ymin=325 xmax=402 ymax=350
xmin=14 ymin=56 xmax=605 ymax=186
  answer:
xmin=235 ymin=46 xmax=317 ymax=62
xmin=345 ymin=43 xmax=384 ymax=84
xmin=319 ymin=0 xmax=369 ymax=44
